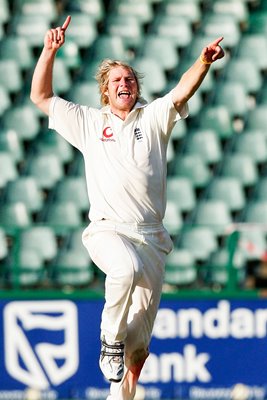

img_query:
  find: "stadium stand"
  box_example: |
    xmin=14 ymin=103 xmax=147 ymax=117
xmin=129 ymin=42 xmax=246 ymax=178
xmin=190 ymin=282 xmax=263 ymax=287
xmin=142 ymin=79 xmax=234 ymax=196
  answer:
xmin=20 ymin=225 xmax=58 ymax=263
xmin=1 ymin=0 xmax=267 ymax=292
xmin=172 ymin=154 xmax=211 ymax=190
xmin=164 ymin=248 xmax=197 ymax=287
xmin=0 ymin=152 xmax=18 ymax=189
xmin=184 ymin=128 xmax=223 ymax=166
xmin=205 ymin=177 xmax=246 ymax=215
xmin=193 ymin=199 xmax=233 ymax=236
xmin=0 ymin=202 xmax=32 ymax=229
xmin=166 ymin=177 xmax=196 ymax=216
xmin=0 ymin=60 xmax=23 ymax=94
xmin=178 ymin=226 xmax=218 ymax=263
xmin=198 ymin=105 xmax=234 ymax=141
xmin=52 ymin=247 xmax=93 ymax=284
xmin=4 ymin=177 xmax=44 ymax=214
xmin=0 ymin=86 xmax=11 ymax=116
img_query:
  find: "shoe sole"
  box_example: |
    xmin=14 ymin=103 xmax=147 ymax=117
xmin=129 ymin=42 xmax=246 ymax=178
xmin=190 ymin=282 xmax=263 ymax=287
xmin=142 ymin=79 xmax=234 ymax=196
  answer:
xmin=109 ymin=377 xmax=123 ymax=383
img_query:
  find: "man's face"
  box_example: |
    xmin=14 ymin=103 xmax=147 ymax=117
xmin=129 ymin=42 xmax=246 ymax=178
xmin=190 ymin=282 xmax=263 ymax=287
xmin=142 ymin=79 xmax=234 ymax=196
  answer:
xmin=105 ymin=66 xmax=138 ymax=114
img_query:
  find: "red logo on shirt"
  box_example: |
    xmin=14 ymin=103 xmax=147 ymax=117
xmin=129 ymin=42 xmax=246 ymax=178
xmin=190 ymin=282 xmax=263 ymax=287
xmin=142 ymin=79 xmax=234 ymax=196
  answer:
xmin=101 ymin=126 xmax=115 ymax=142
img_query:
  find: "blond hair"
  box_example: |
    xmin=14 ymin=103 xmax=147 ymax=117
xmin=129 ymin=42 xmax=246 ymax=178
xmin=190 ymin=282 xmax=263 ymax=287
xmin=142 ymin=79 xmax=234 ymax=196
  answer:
xmin=95 ymin=59 xmax=143 ymax=106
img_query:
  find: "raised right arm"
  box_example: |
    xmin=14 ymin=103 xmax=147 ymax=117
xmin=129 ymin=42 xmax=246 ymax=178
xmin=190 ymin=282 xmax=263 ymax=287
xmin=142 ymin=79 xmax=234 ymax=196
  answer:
xmin=30 ymin=15 xmax=71 ymax=116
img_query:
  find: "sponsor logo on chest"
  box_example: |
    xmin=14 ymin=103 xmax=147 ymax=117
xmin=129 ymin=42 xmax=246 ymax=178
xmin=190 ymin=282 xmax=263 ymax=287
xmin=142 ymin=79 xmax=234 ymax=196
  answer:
xmin=100 ymin=126 xmax=115 ymax=142
xmin=100 ymin=126 xmax=144 ymax=143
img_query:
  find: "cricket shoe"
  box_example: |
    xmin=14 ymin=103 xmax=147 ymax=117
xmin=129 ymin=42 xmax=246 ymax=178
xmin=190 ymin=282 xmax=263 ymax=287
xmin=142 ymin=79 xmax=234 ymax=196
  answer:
xmin=99 ymin=336 xmax=124 ymax=382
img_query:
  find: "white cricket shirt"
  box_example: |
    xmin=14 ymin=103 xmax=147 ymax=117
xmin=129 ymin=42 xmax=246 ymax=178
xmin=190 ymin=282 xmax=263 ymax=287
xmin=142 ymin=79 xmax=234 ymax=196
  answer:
xmin=49 ymin=92 xmax=188 ymax=224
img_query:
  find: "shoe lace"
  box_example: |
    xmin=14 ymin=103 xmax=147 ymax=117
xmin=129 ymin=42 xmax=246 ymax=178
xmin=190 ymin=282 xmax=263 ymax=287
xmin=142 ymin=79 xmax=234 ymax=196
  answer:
xmin=101 ymin=339 xmax=124 ymax=361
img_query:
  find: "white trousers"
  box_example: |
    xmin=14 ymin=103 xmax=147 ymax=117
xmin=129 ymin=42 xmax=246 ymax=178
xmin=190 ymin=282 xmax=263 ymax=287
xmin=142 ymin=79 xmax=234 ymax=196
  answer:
xmin=83 ymin=220 xmax=173 ymax=400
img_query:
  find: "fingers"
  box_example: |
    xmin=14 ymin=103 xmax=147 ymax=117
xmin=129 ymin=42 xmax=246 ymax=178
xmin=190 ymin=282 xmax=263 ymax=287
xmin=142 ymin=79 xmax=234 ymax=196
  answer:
xmin=44 ymin=16 xmax=71 ymax=50
xmin=213 ymin=36 xmax=224 ymax=47
xmin=50 ymin=27 xmax=64 ymax=43
xmin=202 ymin=46 xmax=209 ymax=56
xmin=62 ymin=15 xmax=71 ymax=31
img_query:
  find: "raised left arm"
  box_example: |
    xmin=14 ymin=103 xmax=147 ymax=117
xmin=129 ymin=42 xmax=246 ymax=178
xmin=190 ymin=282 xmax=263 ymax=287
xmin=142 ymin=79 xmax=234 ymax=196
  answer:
xmin=172 ymin=37 xmax=225 ymax=113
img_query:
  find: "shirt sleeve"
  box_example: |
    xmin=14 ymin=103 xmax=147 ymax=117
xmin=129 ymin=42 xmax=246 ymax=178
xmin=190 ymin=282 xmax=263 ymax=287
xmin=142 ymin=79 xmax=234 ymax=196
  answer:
xmin=48 ymin=96 xmax=87 ymax=151
xmin=145 ymin=91 xmax=189 ymax=140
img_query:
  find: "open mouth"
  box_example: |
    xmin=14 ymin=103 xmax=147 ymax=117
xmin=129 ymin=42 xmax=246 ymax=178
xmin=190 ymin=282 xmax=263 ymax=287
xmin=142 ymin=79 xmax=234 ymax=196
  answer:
xmin=118 ymin=91 xmax=131 ymax=99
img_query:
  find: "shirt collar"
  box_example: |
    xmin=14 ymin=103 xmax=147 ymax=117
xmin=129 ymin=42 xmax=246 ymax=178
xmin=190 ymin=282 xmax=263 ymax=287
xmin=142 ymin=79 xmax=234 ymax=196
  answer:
xmin=100 ymin=97 xmax=148 ymax=115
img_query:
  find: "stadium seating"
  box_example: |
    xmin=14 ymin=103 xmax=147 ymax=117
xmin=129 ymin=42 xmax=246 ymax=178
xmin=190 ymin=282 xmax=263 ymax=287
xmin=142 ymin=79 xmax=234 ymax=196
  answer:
xmin=52 ymin=59 xmax=72 ymax=95
xmin=184 ymin=129 xmax=222 ymax=165
xmin=0 ymin=60 xmax=23 ymax=94
xmin=0 ymin=202 xmax=32 ymax=229
xmin=178 ymin=226 xmax=218 ymax=263
xmin=0 ymin=36 xmax=35 ymax=70
xmin=0 ymin=152 xmax=18 ymax=189
xmin=202 ymin=14 xmax=241 ymax=49
xmin=254 ymin=178 xmax=267 ymax=200
xmin=244 ymin=201 xmax=267 ymax=224
xmin=64 ymin=0 xmax=105 ymax=23
xmin=43 ymin=201 xmax=83 ymax=234
xmin=14 ymin=0 xmax=58 ymax=22
xmin=206 ymin=177 xmax=245 ymax=214
xmin=0 ymin=86 xmax=11 ymax=116
xmin=246 ymin=105 xmax=267 ymax=131
xmin=233 ymin=130 xmax=267 ymax=165
xmin=198 ymin=106 xmax=234 ymax=141
xmin=20 ymin=226 xmax=58 ymax=262
xmin=3 ymin=105 xmax=40 ymax=141
xmin=193 ymin=200 xmax=232 ymax=236
xmin=15 ymin=248 xmax=45 ymax=287
xmin=237 ymin=34 xmax=267 ymax=71
xmin=164 ymin=249 xmax=197 ymax=287
xmin=0 ymin=129 xmax=24 ymax=163
xmin=0 ymin=228 xmax=7 ymax=260
xmin=211 ymin=0 xmax=249 ymax=25
xmin=110 ymin=0 xmax=154 ymax=25
xmin=214 ymin=82 xmax=248 ymax=118
xmin=106 ymin=14 xmax=144 ymax=49
xmin=139 ymin=35 xmax=179 ymax=71
xmin=224 ymin=58 xmax=262 ymax=94
xmin=91 ymin=34 xmax=129 ymax=62
xmin=248 ymin=10 xmax=267 ymax=34
xmin=202 ymin=247 xmax=246 ymax=287
xmin=59 ymin=13 xmax=97 ymax=49
xmin=34 ymin=130 xmax=74 ymax=165
xmin=26 ymin=153 xmax=64 ymax=190
xmin=220 ymin=154 xmax=259 ymax=188
xmin=2 ymin=0 xmax=267 ymax=291
xmin=160 ymin=0 xmax=202 ymax=25
xmin=0 ymin=0 xmax=9 ymax=25
xmin=166 ymin=177 xmax=196 ymax=215
xmin=68 ymin=227 xmax=89 ymax=258
xmin=150 ymin=15 xmax=192 ymax=49
xmin=53 ymin=177 xmax=89 ymax=214
xmin=4 ymin=177 xmax=44 ymax=214
xmin=11 ymin=15 xmax=50 ymax=47
xmin=163 ymin=200 xmax=183 ymax=237
xmin=53 ymin=249 xmax=94 ymax=287
xmin=57 ymin=41 xmax=81 ymax=69
xmin=67 ymin=81 xmax=100 ymax=108
xmin=238 ymin=229 xmax=267 ymax=261
xmin=172 ymin=154 xmax=211 ymax=189
xmin=132 ymin=57 xmax=167 ymax=95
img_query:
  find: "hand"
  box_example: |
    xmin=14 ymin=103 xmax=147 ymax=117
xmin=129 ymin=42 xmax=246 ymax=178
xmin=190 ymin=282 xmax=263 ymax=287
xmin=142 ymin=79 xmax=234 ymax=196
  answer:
xmin=201 ymin=37 xmax=225 ymax=64
xmin=44 ymin=15 xmax=71 ymax=51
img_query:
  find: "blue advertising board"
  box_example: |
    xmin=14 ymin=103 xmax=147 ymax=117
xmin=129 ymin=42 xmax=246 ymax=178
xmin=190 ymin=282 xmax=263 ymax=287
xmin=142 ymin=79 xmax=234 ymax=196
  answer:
xmin=1 ymin=298 xmax=267 ymax=399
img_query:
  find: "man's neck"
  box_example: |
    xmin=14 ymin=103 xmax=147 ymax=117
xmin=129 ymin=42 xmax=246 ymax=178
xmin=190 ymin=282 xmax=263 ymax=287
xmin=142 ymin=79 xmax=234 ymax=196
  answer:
xmin=110 ymin=108 xmax=131 ymax=121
